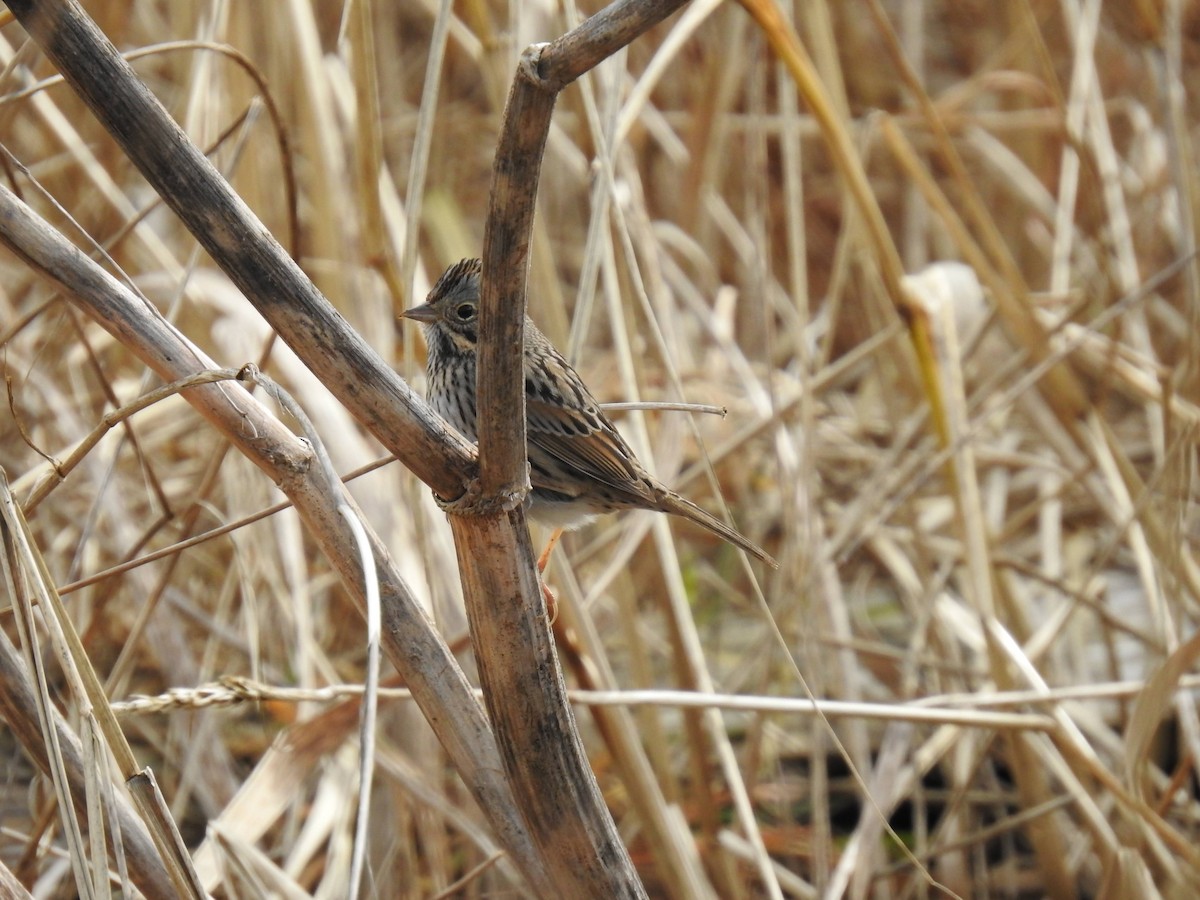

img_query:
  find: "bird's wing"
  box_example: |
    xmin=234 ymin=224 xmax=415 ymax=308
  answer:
xmin=524 ymin=353 xmax=658 ymax=506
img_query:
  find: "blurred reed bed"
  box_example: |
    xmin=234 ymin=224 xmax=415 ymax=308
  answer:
xmin=0 ymin=0 xmax=1197 ymax=896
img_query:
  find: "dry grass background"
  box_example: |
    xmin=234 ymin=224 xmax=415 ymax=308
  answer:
xmin=0 ymin=0 xmax=1198 ymax=897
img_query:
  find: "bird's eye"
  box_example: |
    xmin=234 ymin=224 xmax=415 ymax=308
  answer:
xmin=454 ymin=303 xmax=475 ymax=321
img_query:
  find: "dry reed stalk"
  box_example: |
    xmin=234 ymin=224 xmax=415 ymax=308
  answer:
xmin=0 ymin=0 xmax=1198 ymax=897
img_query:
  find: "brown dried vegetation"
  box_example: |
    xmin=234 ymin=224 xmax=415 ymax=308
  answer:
xmin=1 ymin=0 xmax=1199 ymax=896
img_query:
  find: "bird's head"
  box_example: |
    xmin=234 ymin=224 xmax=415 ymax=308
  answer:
xmin=401 ymin=257 xmax=481 ymax=350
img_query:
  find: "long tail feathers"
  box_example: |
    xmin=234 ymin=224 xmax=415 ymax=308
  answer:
xmin=662 ymin=492 xmax=778 ymax=568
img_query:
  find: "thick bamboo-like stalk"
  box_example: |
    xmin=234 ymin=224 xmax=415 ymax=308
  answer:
xmin=463 ymin=2 xmax=690 ymax=895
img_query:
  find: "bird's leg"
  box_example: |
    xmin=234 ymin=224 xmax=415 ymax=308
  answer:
xmin=536 ymin=527 xmax=565 ymax=574
xmin=536 ymin=528 xmax=565 ymax=624
xmin=542 ymin=580 xmax=560 ymax=625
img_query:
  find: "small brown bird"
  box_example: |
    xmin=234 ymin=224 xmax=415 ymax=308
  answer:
xmin=403 ymin=258 xmax=776 ymax=568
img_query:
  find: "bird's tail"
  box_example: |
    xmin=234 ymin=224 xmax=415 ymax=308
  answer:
xmin=661 ymin=491 xmax=777 ymax=568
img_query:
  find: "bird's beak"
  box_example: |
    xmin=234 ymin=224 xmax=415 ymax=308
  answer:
xmin=401 ymin=303 xmax=438 ymax=324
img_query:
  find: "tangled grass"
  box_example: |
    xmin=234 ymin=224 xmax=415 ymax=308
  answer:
xmin=0 ymin=0 xmax=1198 ymax=896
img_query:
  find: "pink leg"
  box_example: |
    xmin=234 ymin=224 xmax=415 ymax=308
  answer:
xmin=537 ymin=528 xmax=564 ymax=623
xmin=536 ymin=527 xmax=564 ymax=574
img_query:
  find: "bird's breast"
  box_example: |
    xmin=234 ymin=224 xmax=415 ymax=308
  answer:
xmin=428 ymin=351 xmax=478 ymax=442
